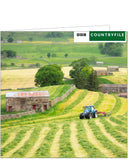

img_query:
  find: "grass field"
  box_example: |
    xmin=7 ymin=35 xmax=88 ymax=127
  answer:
xmin=1 ymin=67 xmax=127 ymax=90
xmin=1 ymin=86 xmax=127 ymax=158
xmin=1 ymin=42 xmax=127 ymax=68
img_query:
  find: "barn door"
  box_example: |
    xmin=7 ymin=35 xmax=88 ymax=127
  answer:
xmin=8 ymin=106 xmax=12 ymax=112
xmin=32 ymin=105 xmax=36 ymax=110
xmin=44 ymin=105 xmax=47 ymax=110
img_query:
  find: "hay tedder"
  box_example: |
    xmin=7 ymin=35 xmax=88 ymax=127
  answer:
xmin=79 ymin=105 xmax=111 ymax=119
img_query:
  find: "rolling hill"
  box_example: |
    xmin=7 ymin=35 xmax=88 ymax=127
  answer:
xmin=1 ymin=86 xmax=127 ymax=158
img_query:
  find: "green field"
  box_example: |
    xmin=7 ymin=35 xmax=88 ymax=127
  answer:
xmin=1 ymin=86 xmax=127 ymax=158
xmin=1 ymin=42 xmax=127 ymax=68
xmin=1 ymin=31 xmax=73 ymax=41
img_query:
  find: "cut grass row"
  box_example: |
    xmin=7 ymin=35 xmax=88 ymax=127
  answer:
xmin=1 ymin=116 xmax=127 ymax=158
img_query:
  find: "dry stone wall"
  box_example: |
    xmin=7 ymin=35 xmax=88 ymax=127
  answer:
xmin=99 ymin=84 xmax=127 ymax=93
xmin=1 ymin=110 xmax=35 ymax=121
xmin=49 ymin=85 xmax=76 ymax=107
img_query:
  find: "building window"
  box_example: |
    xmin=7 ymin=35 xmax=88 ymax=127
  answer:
xmin=44 ymin=104 xmax=47 ymax=110
xmin=8 ymin=106 xmax=12 ymax=112
xmin=33 ymin=105 xmax=36 ymax=110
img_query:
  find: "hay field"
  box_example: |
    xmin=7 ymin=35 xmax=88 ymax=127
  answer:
xmin=1 ymin=88 xmax=127 ymax=158
xmin=1 ymin=69 xmax=38 ymax=89
xmin=1 ymin=67 xmax=127 ymax=90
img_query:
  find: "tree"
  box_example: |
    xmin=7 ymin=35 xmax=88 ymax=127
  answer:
xmin=8 ymin=37 xmax=14 ymax=43
xmin=70 ymin=58 xmax=99 ymax=91
xmin=52 ymin=53 xmax=56 ymax=57
xmin=99 ymin=43 xmax=123 ymax=56
xmin=47 ymin=53 xmax=51 ymax=58
xmin=64 ymin=53 xmax=68 ymax=58
xmin=29 ymin=37 xmax=33 ymax=41
xmin=1 ymin=50 xmax=16 ymax=58
xmin=35 ymin=63 xmax=41 ymax=67
xmin=89 ymin=56 xmax=97 ymax=64
xmin=35 ymin=64 xmax=64 ymax=87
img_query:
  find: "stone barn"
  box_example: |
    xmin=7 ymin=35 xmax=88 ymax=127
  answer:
xmin=95 ymin=70 xmax=108 ymax=76
xmin=6 ymin=91 xmax=49 ymax=112
xmin=118 ymin=93 xmax=127 ymax=98
xmin=96 ymin=62 xmax=104 ymax=65
xmin=99 ymin=84 xmax=127 ymax=93
xmin=107 ymin=66 xmax=119 ymax=72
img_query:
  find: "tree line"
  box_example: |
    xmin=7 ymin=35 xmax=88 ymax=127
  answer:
xmin=35 ymin=58 xmax=99 ymax=91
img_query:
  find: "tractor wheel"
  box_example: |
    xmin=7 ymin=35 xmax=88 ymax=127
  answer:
xmin=88 ymin=113 xmax=92 ymax=119
xmin=94 ymin=111 xmax=98 ymax=118
xmin=79 ymin=113 xmax=84 ymax=119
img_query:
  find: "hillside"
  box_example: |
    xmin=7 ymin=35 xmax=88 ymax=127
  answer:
xmin=1 ymin=42 xmax=127 ymax=68
xmin=1 ymin=86 xmax=127 ymax=158
xmin=1 ymin=31 xmax=73 ymax=41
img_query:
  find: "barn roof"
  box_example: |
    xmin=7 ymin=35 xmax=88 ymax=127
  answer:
xmin=107 ymin=66 xmax=119 ymax=68
xmin=6 ymin=91 xmax=49 ymax=98
xmin=95 ymin=70 xmax=107 ymax=72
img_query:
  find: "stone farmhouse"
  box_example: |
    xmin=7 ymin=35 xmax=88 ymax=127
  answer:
xmin=95 ymin=70 xmax=108 ymax=76
xmin=6 ymin=91 xmax=49 ymax=112
xmin=99 ymin=84 xmax=127 ymax=93
xmin=107 ymin=66 xmax=119 ymax=72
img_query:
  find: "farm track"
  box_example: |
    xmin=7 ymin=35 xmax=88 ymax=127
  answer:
xmin=1 ymin=88 xmax=127 ymax=158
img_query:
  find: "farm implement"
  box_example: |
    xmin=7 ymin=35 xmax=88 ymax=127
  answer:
xmin=79 ymin=105 xmax=111 ymax=119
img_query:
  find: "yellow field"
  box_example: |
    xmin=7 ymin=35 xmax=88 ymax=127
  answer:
xmin=1 ymin=69 xmax=38 ymax=89
xmin=1 ymin=67 xmax=127 ymax=89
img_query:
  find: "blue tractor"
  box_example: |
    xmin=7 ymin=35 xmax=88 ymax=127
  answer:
xmin=79 ymin=105 xmax=98 ymax=119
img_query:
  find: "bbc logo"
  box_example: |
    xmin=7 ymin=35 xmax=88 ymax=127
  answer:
xmin=77 ymin=33 xmax=86 ymax=36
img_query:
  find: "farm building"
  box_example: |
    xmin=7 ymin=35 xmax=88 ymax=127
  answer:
xmin=6 ymin=91 xmax=49 ymax=112
xmin=118 ymin=93 xmax=127 ymax=98
xmin=99 ymin=84 xmax=127 ymax=93
xmin=96 ymin=62 xmax=104 ymax=65
xmin=107 ymin=66 xmax=119 ymax=72
xmin=95 ymin=70 xmax=108 ymax=76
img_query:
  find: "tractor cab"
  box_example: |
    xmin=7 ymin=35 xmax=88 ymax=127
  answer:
xmin=83 ymin=105 xmax=95 ymax=113
xmin=80 ymin=105 xmax=98 ymax=119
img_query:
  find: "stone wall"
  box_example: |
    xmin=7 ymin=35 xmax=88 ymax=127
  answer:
xmin=1 ymin=110 xmax=35 ymax=121
xmin=49 ymin=85 xmax=76 ymax=107
xmin=107 ymin=66 xmax=119 ymax=72
xmin=99 ymin=84 xmax=127 ymax=93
